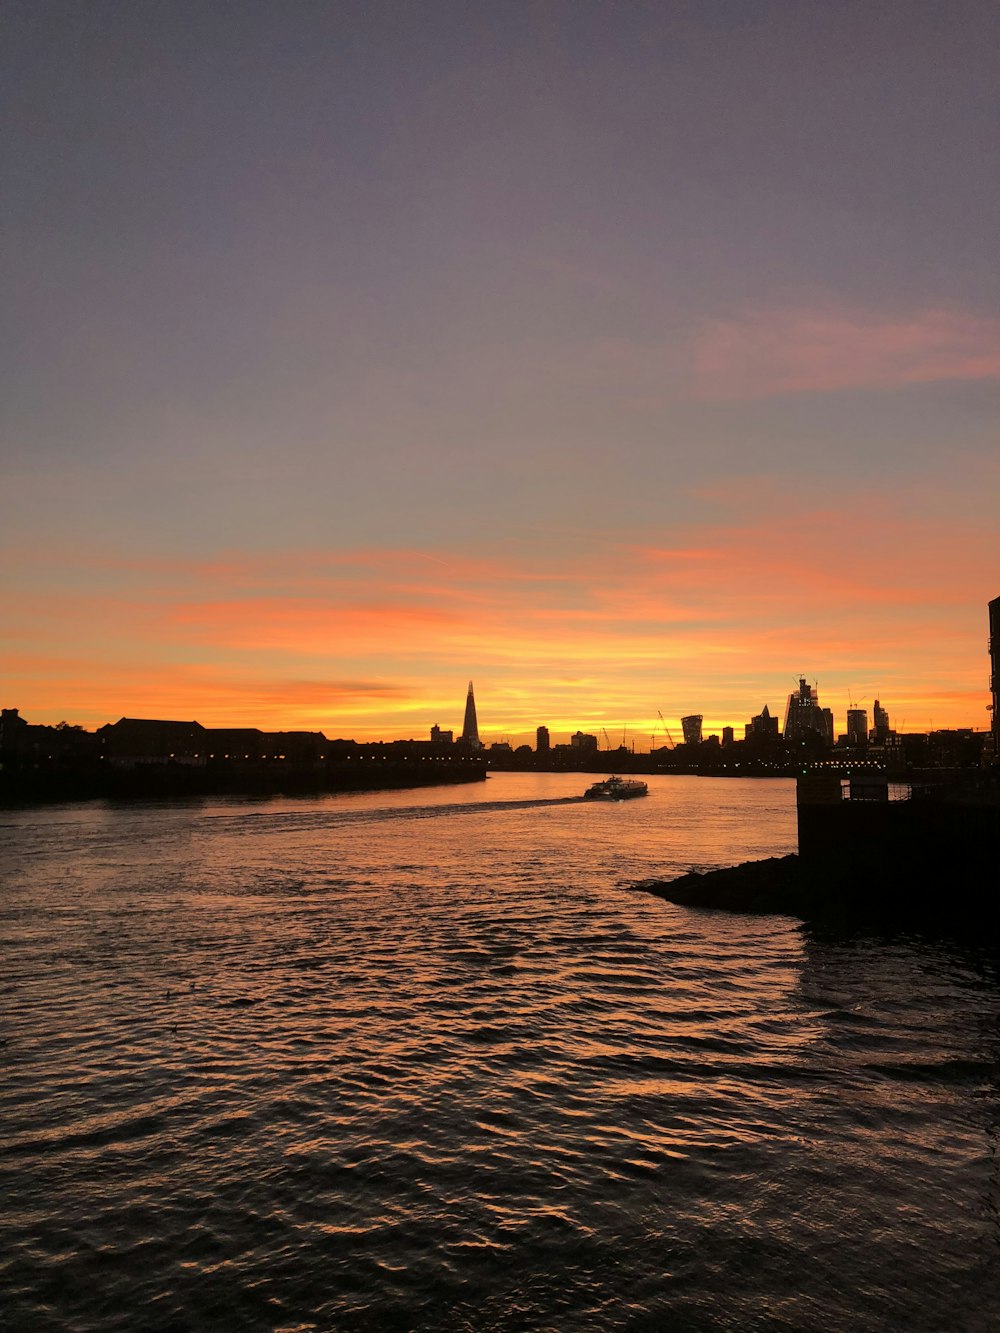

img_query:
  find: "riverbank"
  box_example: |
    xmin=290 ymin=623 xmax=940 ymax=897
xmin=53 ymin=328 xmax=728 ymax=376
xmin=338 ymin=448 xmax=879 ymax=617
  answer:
xmin=0 ymin=760 xmax=486 ymax=807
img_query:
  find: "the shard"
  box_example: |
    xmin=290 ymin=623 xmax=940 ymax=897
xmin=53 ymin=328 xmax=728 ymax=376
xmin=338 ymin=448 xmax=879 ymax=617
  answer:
xmin=461 ymin=681 xmax=481 ymax=748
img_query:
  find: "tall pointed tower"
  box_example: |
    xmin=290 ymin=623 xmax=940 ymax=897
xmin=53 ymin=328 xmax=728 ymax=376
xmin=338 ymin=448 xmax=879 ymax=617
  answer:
xmin=461 ymin=681 xmax=481 ymax=748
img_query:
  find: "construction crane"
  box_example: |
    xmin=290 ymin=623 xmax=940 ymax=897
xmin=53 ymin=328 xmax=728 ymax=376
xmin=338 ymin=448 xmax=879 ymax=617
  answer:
xmin=651 ymin=710 xmax=676 ymax=750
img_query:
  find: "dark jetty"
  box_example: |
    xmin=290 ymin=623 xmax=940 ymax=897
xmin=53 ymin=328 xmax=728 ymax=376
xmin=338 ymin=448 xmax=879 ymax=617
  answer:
xmin=630 ymin=852 xmax=999 ymax=936
xmin=631 ymin=771 xmax=1000 ymax=936
xmin=632 ymin=856 xmax=810 ymax=919
xmin=628 ymin=854 xmax=927 ymax=931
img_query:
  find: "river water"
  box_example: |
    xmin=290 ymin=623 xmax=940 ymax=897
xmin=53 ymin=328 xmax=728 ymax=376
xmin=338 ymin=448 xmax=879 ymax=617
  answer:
xmin=2 ymin=773 xmax=998 ymax=1331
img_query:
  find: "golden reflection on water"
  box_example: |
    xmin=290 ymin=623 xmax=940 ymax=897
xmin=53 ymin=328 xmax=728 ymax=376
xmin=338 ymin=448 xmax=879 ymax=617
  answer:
xmin=2 ymin=774 xmax=998 ymax=1330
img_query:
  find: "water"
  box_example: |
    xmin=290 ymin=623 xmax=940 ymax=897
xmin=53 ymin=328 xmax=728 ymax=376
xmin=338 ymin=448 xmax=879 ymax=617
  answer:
xmin=2 ymin=773 xmax=998 ymax=1330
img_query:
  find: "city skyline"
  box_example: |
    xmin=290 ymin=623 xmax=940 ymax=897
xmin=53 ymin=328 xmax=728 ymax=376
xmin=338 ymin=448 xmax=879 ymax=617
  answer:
xmin=3 ymin=517 xmax=997 ymax=746
xmin=1 ymin=665 xmax=987 ymax=753
xmin=3 ymin=3 xmax=998 ymax=739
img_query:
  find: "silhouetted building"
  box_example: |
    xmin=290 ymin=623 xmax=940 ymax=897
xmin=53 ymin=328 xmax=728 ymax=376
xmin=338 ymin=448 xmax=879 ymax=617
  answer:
xmin=95 ymin=718 xmax=328 ymax=767
xmin=0 ymin=708 xmax=27 ymax=765
xmin=205 ymin=728 xmax=325 ymax=764
xmin=206 ymin=727 xmax=269 ymax=760
xmin=460 ymin=681 xmax=482 ymax=749
xmin=745 ymin=704 xmax=779 ymax=742
xmin=681 ymin=714 xmax=703 ymax=745
xmin=1 ymin=710 xmax=99 ymax=769
xmin=870 ymin=699 xmax=892 ymax=744
xmin=784 ymin=678 xmax=834 ymax=746
xmin=722 ymin=726 xmax=734 ymax=747
xmin=570 ymin=731 xmax=598 ymax=753
xmin=98 ymin=717 xmax=207 ymax=766
xmin=846 ymin=709 xmax=868 ymax=746
xmin=256 ymin=731 xmax=326 ymax=765
xmin=0 ymin=709 xmax=490 ymax=800
xmin=430 ymin=724 xmax=453 ymax=744
xmin=925 ymin=728 xmax=985 ymax=769
xmin=536 ymin=725 xmax=550 ymax=754
xmin=990 ymin=595 xmax=1000 ymax=758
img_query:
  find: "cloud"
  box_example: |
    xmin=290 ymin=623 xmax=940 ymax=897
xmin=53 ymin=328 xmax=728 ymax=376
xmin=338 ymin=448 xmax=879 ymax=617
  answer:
xmin=0 ymin=653 xmax=408 ymax=729
xmin=170 ymin=598 xmax=464 ymax=655
xmin=3 ymin=496 xmax=996 ymax=736
xmin=692 ymin=306 xmax=1000 ymax=399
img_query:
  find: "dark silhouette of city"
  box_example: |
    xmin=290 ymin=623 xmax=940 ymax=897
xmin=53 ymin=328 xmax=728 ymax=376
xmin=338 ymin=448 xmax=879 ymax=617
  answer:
xmin=3 ymin=596 xmax=997 ymax=802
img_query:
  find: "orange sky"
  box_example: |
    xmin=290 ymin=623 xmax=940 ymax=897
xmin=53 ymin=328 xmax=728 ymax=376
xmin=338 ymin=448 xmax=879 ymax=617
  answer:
xmin=4 ymin=481 xmax=997 ymax=743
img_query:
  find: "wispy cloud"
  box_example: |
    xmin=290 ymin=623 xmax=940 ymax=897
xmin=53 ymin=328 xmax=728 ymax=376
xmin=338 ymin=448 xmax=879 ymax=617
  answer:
xmin=692 ymin=306 xmax=1000 ymax=399
xmin=3 ymin=495 xmax=996 ymax=736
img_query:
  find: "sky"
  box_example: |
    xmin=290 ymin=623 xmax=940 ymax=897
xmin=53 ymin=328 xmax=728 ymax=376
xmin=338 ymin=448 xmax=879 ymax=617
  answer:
xmin=3 ymin=0 xmax=998 ymax=745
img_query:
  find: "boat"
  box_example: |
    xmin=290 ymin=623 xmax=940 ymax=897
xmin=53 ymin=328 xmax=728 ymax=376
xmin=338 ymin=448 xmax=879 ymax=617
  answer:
xmin=584 ymin=776 xmax=649 ymax=801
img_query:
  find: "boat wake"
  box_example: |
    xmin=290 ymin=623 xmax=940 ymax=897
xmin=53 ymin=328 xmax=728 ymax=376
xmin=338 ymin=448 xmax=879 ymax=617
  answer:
xmin=200 ymin=795 xmax=588 ymax=835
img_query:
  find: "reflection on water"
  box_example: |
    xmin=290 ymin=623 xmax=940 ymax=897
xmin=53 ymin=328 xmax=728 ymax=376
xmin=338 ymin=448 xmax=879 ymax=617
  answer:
xmin=1 ymin=773 xmax=998 ymax=1330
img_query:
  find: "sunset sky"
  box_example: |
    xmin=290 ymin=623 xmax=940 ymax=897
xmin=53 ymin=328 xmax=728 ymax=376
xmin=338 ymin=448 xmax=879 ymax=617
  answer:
xmin=3 ymin=1 xmax=998 ymax=744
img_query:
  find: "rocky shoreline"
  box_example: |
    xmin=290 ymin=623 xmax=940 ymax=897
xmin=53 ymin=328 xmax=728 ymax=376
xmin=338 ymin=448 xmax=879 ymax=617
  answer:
xmin=630 ymin=854 xmax=998 ymax=937
xmin=632 ymin=855 xmax=809 ymax=918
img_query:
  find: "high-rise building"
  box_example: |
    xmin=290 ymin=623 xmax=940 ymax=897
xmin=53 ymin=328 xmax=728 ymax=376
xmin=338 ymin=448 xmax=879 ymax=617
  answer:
xmin=870 ymin=699 xmax=892 ymax=744
xmin=460 ymin=681 xmax=481 ymax=749
xmin=745 ymin=704 xmax=779 ymax=742
xmin=721 ymin=726 xmax=734 ymax=747
xmin=570 ymin=731 xmax=598 ymax=752
xmin=784 ymin=678 xmax=834 ymax=746
xmin=846 ymin=709 xmax=868 ymax=746
xmin=681 ymin=714 xmax=703 ymax=745
xmin=536 ymin=725 xmax=550 ymax=754
xmin=990 ymin=596 xmax=1000 ymax=758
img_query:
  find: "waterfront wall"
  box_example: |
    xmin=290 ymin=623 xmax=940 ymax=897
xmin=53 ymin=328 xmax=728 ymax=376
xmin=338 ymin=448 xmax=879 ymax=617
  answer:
xmin=0 ymin=748 xmax=487 ymax=806
xmin=795 ymin=773 xmax=999 ymax=920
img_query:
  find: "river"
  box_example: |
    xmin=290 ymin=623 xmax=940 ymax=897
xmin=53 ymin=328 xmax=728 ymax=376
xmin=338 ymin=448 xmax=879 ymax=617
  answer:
xmin=2 ymin=773 xmax=998 ymax=1330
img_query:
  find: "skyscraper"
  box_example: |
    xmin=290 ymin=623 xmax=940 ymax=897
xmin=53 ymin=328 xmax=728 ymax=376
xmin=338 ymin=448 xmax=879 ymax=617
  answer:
xmin=681 ymin=714 xmax=703 ymax=745
xmin=784 ymin=678 xmax=834 ymax=746
xmin=461 ymin=681 xmax=481 ymax=749
xmin=536 ymin=725 xmax=550 ymax=754
xmin=745 ymin=704 xmax=779 ymax=741
xmin=870 ymin=699 xmax=892 ymax=744
xmin=846 ymin=709 xmax=868 ymax=746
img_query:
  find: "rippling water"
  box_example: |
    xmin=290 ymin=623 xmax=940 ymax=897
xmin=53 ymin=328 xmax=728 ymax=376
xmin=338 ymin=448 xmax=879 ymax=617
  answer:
xmin=2 ymin=773 xmax=999 ymax=1330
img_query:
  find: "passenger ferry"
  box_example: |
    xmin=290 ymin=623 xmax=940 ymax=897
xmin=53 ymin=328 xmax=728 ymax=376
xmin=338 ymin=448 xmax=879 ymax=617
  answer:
xmin=583 ymin=776 xmax=649 ymax=801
